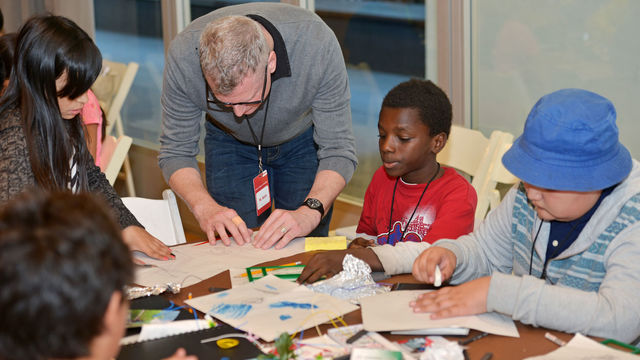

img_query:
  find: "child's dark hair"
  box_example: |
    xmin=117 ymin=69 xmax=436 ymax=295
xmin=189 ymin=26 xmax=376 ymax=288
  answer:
xmin=0 ymin=190 xmax=132 ymax=360
xmin=0 ymin=33 xmax=16 ymax=83
xmin=0 ymin=15 xmax=102 ymax=192
xmin=381 ymin=79 xmax=452 ymax=137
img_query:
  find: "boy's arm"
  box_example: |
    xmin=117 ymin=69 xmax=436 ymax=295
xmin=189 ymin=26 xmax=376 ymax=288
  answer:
xmin=487 ymin=226 xmax=640 ymax=343
xmin=297 ymin=247 xmax=384 ymax=284
xmin=370 ymin=241 xmax=431 ymax=276
xmin=434 ymin=186 xmax=518 ymax=283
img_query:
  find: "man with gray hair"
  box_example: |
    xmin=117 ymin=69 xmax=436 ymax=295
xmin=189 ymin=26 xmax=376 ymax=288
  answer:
xmin=159 ymin=3 xmax=357 ymax=249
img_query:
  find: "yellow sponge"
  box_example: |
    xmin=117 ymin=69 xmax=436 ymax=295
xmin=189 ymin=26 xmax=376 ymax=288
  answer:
xmin=305 ymin=236 xmax=348 ymax=251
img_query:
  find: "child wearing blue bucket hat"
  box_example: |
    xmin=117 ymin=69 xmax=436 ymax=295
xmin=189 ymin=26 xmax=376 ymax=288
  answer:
xmin=363 ymin=89 xmax=640 ymax=343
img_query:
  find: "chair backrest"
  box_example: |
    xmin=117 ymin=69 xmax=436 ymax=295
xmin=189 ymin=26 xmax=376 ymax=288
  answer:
xmin=474 ymin=130 xmax=517 ymax=224
xmin=101 ymin=135 xmax=132 ymax=186
xmin=437 ymin=125 xmax=490 ymax=178
xmin=121 ymin=189 xmax=186 ymax=246
xmin=91 ymin=60 xmax=139 ymax=136
xmin=437 ymin=126 xmax=516 ymax=227
xmin=487 ymin=140 xmax=519 ymax=212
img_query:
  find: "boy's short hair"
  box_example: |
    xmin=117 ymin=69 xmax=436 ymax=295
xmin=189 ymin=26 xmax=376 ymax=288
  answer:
xmin=381 ymin=79 xmax=452 ymax=137
xmin=0 ymin=190 xmax=133 ymax=360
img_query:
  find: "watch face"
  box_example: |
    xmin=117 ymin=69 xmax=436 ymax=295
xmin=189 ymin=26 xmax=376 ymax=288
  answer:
xmin=306 ymin=198 xmax=321 ymax=209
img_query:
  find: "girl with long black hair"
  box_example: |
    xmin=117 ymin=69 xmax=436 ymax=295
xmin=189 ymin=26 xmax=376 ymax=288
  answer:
xmin=0 ymin=15 xmax=172 ymax=261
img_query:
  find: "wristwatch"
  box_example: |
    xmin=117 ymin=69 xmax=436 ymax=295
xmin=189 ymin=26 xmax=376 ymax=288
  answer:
xmin=302 ymin=198 xmax=325 ymax=218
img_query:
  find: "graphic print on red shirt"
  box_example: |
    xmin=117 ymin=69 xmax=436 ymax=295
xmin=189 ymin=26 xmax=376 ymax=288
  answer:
xmin=356 ymin=166 xmax=477 ymax=244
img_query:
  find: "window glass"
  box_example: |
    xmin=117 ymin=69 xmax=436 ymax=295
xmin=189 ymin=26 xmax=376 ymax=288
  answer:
xmin=94 ymin=0 xmax=427 ymax=202
xmin=316 ymin=0 xmax=425 ymax=201
xmin=94 ymin=0 xmax=165 ymax=146
xmin=191 ymin=0 xmax=278 ymax=20
xmin=475 ymin=1 xmax=640 ymax=159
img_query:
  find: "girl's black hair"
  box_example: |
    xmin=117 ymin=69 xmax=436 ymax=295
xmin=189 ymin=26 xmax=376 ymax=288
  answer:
xmin=0 ymin=33 xmax=16 ymax=83
xmin=0 ymin=15 xmax=102 ymax=191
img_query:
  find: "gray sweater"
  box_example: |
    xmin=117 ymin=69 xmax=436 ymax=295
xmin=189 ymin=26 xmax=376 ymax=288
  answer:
xmin=159 ymin=3 xmax=357 ymax=183
xmin=0 ymin=109 xmax=141 ymax=229
xmin=372 ymin=160 xmax=640 ymax=343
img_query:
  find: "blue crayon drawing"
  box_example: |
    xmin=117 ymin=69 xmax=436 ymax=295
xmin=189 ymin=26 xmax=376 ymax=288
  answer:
xmin=216 ymin=292 xmax=229 ymax=298
xmin=269 ymin=301 xmax=318 ymax=310
xmin=265 ymin=284 xmax=277 ymax=291
xmin=279 ymin=314 xmax=292 ymax=321
xmin=210 ymin=303 xmax=252 ymax=319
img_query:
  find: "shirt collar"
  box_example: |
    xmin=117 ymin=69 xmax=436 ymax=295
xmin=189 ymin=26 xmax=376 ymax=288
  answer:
xmin=246 ymin=14 xmax=291 ymax=82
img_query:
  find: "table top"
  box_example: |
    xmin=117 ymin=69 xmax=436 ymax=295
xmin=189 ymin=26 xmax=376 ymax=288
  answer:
xmin=164 ymin=251 xmax=577 ymax=360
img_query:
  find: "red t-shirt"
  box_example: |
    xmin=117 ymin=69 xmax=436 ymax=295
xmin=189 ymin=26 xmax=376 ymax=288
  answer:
xmin=356 ymin=166 xmax=477 ymax=244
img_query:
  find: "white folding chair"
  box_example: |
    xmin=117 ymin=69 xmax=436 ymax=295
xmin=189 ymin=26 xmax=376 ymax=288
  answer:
xmin=92 ymin=60 xmax=139 ymax=196
xmin=101 ymin=135 xmax=132 ymax=186
xmin=437 ymin=126 xmax=517 ymax=228
xmin=121 ymin=189 xmax=186 ymax=246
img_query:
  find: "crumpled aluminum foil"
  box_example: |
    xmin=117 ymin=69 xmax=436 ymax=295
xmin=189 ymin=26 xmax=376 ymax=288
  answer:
xmin=306 ymin=254 xmax=389 ymax=303
xmin=125 ymin=283 xmax=181 ymax=300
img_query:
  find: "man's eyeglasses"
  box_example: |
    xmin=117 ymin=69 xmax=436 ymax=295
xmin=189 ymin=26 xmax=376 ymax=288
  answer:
xmin=207 ymin=62 xmax=268 ymax=108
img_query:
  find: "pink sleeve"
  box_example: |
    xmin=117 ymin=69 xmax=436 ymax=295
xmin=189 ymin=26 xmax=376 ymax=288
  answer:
xmin=81 ymin=90 xmax=104 ymax=166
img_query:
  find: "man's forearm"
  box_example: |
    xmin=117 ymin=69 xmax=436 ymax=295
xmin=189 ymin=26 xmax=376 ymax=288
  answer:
xmin=305 ymin=169 xmax=347 ymax=216
xmin=168 ymin=167 xmax=219 ymax=215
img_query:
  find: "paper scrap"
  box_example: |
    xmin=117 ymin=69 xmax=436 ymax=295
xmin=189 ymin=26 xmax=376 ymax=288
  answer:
xmin=305 ymin=236 xmax=348 ymax=251
xmin=134 ymin=235 xmax=305 ymax=287
xmin=524 ymin=333 xmax=639 ymax=359
xmin=360 ymin=290 xmax=519 ymax=337
xmin=119 ymin=319 xmax=210 ymax=345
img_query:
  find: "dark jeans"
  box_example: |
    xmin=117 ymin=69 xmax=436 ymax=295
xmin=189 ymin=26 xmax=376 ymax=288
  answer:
xmin=204 ymin=122 xmax=332 ymax=235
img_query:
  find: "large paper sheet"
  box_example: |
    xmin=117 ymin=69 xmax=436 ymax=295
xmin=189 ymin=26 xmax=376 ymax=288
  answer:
xmin=360 ymin=290 xmax=519 ymax=338
xmin=134 ymin=237 xmax=305 ymax=287
xmin=524 ymin=333 xmax=638 ymax=359
xmin=186 ymin=275 xmax=359 ymax=342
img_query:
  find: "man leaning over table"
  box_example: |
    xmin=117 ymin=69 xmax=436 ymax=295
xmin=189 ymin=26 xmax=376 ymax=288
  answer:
xmin=158 ymin=3 xmax=357 ymax=250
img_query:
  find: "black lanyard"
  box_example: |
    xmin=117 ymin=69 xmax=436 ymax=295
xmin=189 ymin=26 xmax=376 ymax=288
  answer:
xmin=245 ymin=96 xmax=271 ymax=173
xmin=387 ymin=162 xmax=441 ymax=241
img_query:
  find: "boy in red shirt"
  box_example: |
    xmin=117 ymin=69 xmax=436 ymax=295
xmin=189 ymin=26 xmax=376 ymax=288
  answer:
xmin=299 ymin=79 xmax=476 ymax=282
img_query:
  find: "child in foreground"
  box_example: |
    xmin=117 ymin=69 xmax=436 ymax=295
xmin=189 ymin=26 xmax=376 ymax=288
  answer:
xmin=0 ymin=191 xmax=196 ymax=359
xmin=298 ymin=79 xmax=476 ymax=283
xmin=375 ymin=89 xmax=640 ymax=343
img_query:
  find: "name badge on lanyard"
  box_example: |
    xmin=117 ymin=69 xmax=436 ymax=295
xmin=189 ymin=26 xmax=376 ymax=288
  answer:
xmin=253 ymin=170 xmax=271 ymax=216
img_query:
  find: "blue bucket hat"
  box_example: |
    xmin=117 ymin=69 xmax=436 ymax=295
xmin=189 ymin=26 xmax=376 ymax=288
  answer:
xmin=502 ymin=88 xmax=631 ymax=191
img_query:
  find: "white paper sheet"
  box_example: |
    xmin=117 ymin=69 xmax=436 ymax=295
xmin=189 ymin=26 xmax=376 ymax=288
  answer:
xmin=524 ymin=333 xmax=639 ymax=359
xmin=134 ymin=236 xmax=305 ymax=287
xmin=186 ymin=275 xmax=359 ymax=342
xmin=360 ymin=290 xmax=519 ymax=338
xmin=119 ymin=319 xmax=209 ymax=345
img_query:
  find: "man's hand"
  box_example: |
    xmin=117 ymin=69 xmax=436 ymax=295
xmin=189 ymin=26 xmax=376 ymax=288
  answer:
xmin=168 ymin=167 xmax=252 ymax=246
xmin=122 ymin=226 xmax=173 ymax=260
xmin=297 ymin=248 xmax=383 ymax=284
xmin=193 ymin=201 xmax=253 ymax=246
xmin=412 ymin=246 xmax=457 ymax=284
xmin=348 ymin=237 xmax=375 ymax=249
xmin=253 ymin=206 xmax=320 ymax=249
xmin=409 ymin=276 xmax=491 ymax=319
